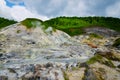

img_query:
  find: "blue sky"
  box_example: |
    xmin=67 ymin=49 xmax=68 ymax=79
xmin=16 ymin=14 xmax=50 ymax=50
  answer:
xmin=0 ymin=0 xmax=120 ymax=21
xmin=5 ymin=0 xmax=24 ymax=7
xmin=5 ymin=0 xmax=14 ymax=7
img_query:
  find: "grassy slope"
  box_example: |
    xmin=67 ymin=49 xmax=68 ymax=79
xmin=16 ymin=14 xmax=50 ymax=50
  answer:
xmin=43 ymin=16 xmax=120 ymax=36
xmin=0 ymin=17 xmax=17 ymax=29
xmin=19 ymin=17 xmax=120 ymax=36
xmin=21 ymin=18 xmax=43 ymax=28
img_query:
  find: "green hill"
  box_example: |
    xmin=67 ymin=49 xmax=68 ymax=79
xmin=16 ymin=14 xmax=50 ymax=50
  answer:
xmin=0 ymin=17 xmax=17 ymax=29
xmin=43 ymin=16 xmax=120 ymax=36
xmin=21 ymin=18 xmax=43 ymax=28
xmin=2 ymin=16 xmax=119 ymax=36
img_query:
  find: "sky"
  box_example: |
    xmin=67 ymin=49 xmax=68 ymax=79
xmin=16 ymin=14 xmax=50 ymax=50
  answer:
xmin=0 ymin=0 xmax=120 ymax=21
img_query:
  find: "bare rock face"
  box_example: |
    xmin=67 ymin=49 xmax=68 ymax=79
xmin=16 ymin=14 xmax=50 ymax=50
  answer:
xmin=84 ymin=27 xmax=120 ymax=37
xmin=0 ymin=23 xmax=71 ymax=47
xmin=0 ymin=23 xmax=120 ymax=80
xmin=0 ymin=23 xmax=96 ymax=80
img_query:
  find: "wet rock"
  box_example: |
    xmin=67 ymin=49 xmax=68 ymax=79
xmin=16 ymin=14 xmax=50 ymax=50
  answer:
xmin=83 ymin=68 xmax=98 ymax=80
xmin=0 ymin=55 xmax=7 ymax=60
xmin=0 ymin=76 xmax=8 ymax=80
xmin=77 ymin=62 xmax=89 ymax=68
xmin=0 ymin=43 xmax=3 ymax=47
xmin=27 ymin=40 xmax=36 ymax=45
xmin=25 ymin=64 xmax=35 ymax=73
xmin=0 ymin=53 xmax=3 ymax=57
xmin=45 ymin=62 xmax=53 ymax=68
xmin=117 ymin=64 xmax=120 ymax=68
xmin=65 ymin=63 xmax=69 ymax=69
xmin=8 ymin=68 xmax=16 ymax=73
xmin=5 ymin=53 xmax=16 ymax=58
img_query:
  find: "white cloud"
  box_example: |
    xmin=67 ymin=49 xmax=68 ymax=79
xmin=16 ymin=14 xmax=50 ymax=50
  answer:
xmin=1 ymin=0 xmax=120 ymax=21
xmin=22 ymin=0 xmax=66 ymax=17
xmin=0 ymin=0 xmax=13 ymax=19
xmin=106 ymin=1 xmax=120 ymax=17
xmin=61 ymin=0 xmax=92 ymax=16
xmin=61 ymin=0 xmax=106 ymax=16
xmin=22 ymin=0 xmax=105 ymax=17
xmin=0 ymin=0 xmax=49 ymax=21
xmin=11 ymin=6 xmax=48 ymax=21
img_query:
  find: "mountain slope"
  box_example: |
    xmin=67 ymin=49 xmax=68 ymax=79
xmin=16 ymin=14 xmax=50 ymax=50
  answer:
xmin=0 ymin=22 xmax=96 ymax=79
xmin=0 ymin=17 xmax=120 ymax=80
xmin=43 ymin=16 xmax=120 ymax=36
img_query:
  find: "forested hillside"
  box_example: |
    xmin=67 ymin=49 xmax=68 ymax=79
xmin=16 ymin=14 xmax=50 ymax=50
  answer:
xmin=1 ymin=16 xmax=120 ymax=36
xmin=0 ymin=17 xmax=17 ymax=29
xmin=43 ymin=17 xmax=120 ymax=36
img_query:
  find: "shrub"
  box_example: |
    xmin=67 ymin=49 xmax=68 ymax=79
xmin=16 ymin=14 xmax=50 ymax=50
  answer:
xmin=113 ymin=38 xmax=120 ymax=47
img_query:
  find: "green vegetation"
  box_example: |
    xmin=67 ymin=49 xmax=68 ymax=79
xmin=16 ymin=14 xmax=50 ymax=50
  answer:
xmin=16 ymin=30 xmax=21 ymax=33
xmin=1 ymin=16 xmax=120 ymax=36
xmin=62 ymin=71 xmax=69 ymax=80
xmin=89 ymin=33 xmax=103 ymax=39
xmin=87 ymin=54 xmax=103 ymax=64
xmin=21 ymin=18 xmax=43 ymax=28
xmin=0 ymin=17 xmax=17 ymax=29
xmin=43 ymin=16 xmax=120 ymax=36
xmin=21 ymin=18 xmax=57 ymax=33
xmin=87 ymin=54 xmax=115 ymax=68
xmin=113 ymin=38 xmax=120 ymax=47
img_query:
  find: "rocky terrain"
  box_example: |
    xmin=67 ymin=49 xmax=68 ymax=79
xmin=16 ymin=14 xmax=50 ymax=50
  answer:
xmin=0 ymin=22 xmax=120 ymax=80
